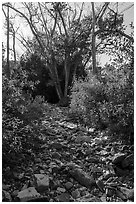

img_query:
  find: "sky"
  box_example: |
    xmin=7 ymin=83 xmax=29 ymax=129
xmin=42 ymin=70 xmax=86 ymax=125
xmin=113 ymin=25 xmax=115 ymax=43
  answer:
xmin=2 ymin=1 xmax=134 ymax=66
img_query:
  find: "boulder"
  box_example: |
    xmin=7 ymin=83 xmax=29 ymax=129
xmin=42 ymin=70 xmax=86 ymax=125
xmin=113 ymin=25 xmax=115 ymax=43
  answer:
xmin=71 ymin=189 xmax=80 ymax=199
xmin=34 ymin=174 xmax=50 ymax=193
xmin=17 ymin=187 xmax=40 ymax=202
xmin=57 ymin=193 xmax=71 ymax=202
xmin=65 ymin=182 xmax=73 ymax=190
xmin=69 ymin=166 xmax=96 ymax=189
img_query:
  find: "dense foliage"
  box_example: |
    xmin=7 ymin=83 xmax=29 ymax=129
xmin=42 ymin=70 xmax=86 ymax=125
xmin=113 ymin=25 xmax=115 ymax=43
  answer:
xmin=2 ymin=62 xmax=46 ymax=168
xmin=19 ymin=52 xmax=86 ymax=103
xmin=69 ymin=59 xmax=134 ymax=144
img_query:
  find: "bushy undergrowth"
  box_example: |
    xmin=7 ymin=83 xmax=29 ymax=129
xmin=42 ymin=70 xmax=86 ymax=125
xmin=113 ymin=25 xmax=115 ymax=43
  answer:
xmin=2 ymin=66 xmax=46 ymax=167
xmin=69 ymin=64 xmax=134 ymax=144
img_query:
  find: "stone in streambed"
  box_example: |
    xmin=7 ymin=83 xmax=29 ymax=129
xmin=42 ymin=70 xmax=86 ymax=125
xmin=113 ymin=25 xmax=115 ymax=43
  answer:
xmin=34 ymin=174 xmax=49 ymax=193
xmin=57 ymin=193 xmax=71 ymax=202
xmin=69 ymin=165 xmax=96 ymax=189
xmin=57 ymin=187 xmax=66 ymax=193
xmin=52 ymin=152 xmax=61 ymax=159
xmin=17 ymin=187 xmax=40 ymax=202
xmin=71 ymin=189 xmax=80 ymax=199
xmin=65 ymin=182 xmax=73 ymax=190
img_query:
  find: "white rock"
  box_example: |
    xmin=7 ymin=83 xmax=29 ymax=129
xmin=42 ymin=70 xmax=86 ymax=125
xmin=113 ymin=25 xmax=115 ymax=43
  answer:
xmin=17 ymin=187 xmax=40 ymax=202
xmin=34 ymin=174 xmax=50 ymax=193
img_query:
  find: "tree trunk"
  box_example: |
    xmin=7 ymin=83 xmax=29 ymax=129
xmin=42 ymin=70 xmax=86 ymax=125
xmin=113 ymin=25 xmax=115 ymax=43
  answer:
xmin=49 ymin=53 xmax=63 ymax=100
xmin=91 ymin=2 xmax=97 ymax=75
xmin=64 ymin=52 xmax=70 ymax=97
xmin=47 ymin=64 xmax=63 ymax=101
xmin=6 ymin=5 xmax=10 ymax=79
xmin=13 ymin=31 xmax=16 ymax=63
xmin=52 ymin=57 xmax=63 ymax=100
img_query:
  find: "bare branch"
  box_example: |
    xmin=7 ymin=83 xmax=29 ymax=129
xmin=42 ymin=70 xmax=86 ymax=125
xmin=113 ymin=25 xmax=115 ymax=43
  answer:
xmin=51 ymin=12 xmax=57 ymax=37
xmin=41 ymin=3 xmax=58 ymax=37
xmin=2 ymin=7 xmax=7 ymax=19
xmin=16 ymin=32 xmax=32 ymax=51
xmin=38 ymin=3 xmax=49 ymax=36
xmin=91 ymin=2 xmax=97 ymax=74
xmin=72 ymin=2 xmax=84 ymax=35
xmin=56 ymin=3 xmax=68 ymax=38
xmin=57 ymin=22 xmax=63 ymax=35
xmin=96 ymin=2 xmax=110 ymax=23
xmin=2 ymin=3 xmax=45 ymax=52
xmin=77 ymin=2 xmax=84 ymax=23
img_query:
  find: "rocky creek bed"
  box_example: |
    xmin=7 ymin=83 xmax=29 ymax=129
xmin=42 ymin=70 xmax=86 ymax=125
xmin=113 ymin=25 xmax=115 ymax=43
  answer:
xmin=2 ymin=105 xmax=134 ymax=202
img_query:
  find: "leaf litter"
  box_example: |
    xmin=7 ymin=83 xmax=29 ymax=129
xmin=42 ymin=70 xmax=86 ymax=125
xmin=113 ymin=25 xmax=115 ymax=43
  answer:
xmin=2 ymin=105 xmax=134 ymax=202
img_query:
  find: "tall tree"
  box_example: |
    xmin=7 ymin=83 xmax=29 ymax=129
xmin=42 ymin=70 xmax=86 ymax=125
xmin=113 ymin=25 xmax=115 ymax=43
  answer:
xmin=3 ymin=5 xmax=19 ymax=65
xmin=2 ymin=2 xmax=133 ymax=101
xmin=91 ymin=2 xmax=97 ymax=74
xmin=4 ymin=5 xmax=11 ymax=79
xmin=2 ymin=2 xmax=88 ymax=100
xmin=3 ymin=2 xmax=63 ymax=100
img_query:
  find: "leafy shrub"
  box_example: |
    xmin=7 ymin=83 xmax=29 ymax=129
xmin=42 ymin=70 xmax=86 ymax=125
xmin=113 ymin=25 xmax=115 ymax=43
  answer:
xmin=69 ymin=74 xmax=106 ymax=127
xmin=23 ymin=96 xmax=45 ymax=123
xmin=69 ymin=63 xmax=134 ymax=144
xmin=2 ymin=64 xmax=46 ymax=168
xmin=69 ymin=78 xmax=87 ymax=126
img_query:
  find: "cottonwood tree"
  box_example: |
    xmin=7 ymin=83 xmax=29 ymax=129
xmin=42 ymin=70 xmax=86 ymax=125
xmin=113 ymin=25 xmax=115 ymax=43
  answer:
xmin=2 ymin=5 xmax=10 ymax=79
xmin=94 ymin=3 xmax=134 ymax=56
xmin=2 ymin=2 xmax=63 ymax=100
xmin=2 ymin=5 xmax=21 ymax=67
xmin=2 ymin=2 xmax=90 ymax=100
xmin=88 ymin=2 xmax=134 ymax=76
xmin=2 ymin=2 xmax=134 ymax=101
